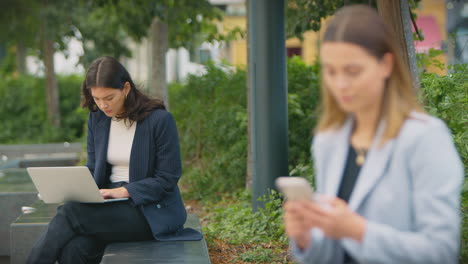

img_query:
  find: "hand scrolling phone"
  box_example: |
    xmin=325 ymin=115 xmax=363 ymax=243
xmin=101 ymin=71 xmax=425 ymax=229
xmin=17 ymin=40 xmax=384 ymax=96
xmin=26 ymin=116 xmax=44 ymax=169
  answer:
xmin=275 ymin=177 xmax=315 ymax=201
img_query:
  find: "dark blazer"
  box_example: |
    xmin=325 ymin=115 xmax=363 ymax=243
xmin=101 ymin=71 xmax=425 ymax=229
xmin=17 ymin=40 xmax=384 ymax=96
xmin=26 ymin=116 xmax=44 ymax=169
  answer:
xmin=86 ymin=109 xmax=202 ymax=241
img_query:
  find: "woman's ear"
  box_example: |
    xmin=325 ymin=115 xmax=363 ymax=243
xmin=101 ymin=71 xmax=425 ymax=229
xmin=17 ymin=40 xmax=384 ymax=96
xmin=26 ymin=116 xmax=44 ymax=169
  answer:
xmin=123 ymin=82 xmax=131 ymax=96
xmin=381 ymin=53 xmax=394 ymax=79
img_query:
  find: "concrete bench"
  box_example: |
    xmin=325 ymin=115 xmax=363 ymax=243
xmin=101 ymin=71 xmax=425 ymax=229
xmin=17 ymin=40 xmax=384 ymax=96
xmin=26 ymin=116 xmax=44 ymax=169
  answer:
xmin=0 ymin=143 xmax=82 ymax=261
xmin=10 ymin=201 xmax=58 ymax=264
xmin=10 ymin=201 xmax=210 ymax=264
xmin=101 ymin=214 xmax=211 ymax=264
xmin=0 ymin=168 xmax=37 ymax=257
xmin=0 ymin=156 xmax=80 ymax=258
xmin=0 ymin=142 xmax=82 ymax=160
xmin=0 ymin=156 xmax=80 ymax=170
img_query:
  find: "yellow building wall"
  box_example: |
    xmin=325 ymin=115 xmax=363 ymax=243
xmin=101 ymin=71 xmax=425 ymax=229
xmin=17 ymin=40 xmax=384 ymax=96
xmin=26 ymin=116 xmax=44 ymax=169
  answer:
xmin=414 ymin=0 xmax=447 ymax=75
xmin=222 ymin=15 xmax=323 ymax=66
xmin=285 ymin=30 xmax=321 ymax=65
xmin=415 ymin=0 xmax=446 ymax=41
xmin=221 ymin=0 xmax=447 ymax=73
xmin=221 ymin=16 xmax=248 ymax=66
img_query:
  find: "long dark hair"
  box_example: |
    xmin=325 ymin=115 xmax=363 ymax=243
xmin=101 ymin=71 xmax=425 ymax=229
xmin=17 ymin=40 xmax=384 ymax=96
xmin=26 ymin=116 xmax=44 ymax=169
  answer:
xmin=81 ymin=56 xmax=165 ymax=124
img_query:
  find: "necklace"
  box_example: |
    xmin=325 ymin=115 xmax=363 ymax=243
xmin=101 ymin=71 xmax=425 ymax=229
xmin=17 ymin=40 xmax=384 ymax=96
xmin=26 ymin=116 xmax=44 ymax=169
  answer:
xmin=355 ymin=148 xmax=367 ymax=166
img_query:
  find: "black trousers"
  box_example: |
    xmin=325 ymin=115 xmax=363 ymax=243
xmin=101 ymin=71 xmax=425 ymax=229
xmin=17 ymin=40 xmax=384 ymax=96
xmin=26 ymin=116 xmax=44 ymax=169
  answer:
xmin=26 ymin=183 xmax=154 ymax=264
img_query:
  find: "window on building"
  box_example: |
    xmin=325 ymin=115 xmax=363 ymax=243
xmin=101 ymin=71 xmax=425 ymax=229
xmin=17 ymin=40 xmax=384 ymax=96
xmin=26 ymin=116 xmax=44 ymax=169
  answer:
xmin=199 ymin=49 xmax=212 ymax=64
xmin=287 ymin=47 xmax=302 ymax=58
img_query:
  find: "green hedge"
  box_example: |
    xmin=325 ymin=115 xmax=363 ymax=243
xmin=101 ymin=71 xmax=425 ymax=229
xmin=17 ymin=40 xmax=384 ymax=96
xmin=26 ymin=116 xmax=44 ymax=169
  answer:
xmin=171 ymin=58 xmax=321 ymax=199
xmin=0 ymin=74 xmax=86 ymax=143
xmin=172 ymin=59 xmax=467 ymax=198
xmin=170 ymin=64 xmax=248 ymax=199
xmin=420 ymin=63 xmax=468 ymax=175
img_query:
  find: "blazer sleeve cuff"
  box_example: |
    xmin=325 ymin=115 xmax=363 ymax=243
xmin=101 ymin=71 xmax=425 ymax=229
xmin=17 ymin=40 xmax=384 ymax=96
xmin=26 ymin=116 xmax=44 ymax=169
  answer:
xmin=290 ymin=228 xmax=325 ymax=263
xmin=124 ymin=183 xmax=144 ymax=205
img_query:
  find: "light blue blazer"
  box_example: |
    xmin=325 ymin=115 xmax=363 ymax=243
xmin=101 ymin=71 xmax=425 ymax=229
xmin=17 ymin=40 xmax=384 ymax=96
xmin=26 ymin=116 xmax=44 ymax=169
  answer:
xmin=292 ymin=112 xmax=464 ymax=264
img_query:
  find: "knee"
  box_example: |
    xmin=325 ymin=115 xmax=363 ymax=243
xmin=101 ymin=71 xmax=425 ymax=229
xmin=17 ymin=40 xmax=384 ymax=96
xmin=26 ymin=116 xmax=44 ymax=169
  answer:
xmin=57 ymin=202 xmax=82 ymax=217
xmin=59 ymin=236 xmax=105 ymax=264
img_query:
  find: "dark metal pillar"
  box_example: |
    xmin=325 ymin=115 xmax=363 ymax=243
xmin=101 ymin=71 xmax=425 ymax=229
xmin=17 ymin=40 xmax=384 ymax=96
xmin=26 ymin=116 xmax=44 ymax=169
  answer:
xmin=248 ymin=0 xmax=288 ymax=210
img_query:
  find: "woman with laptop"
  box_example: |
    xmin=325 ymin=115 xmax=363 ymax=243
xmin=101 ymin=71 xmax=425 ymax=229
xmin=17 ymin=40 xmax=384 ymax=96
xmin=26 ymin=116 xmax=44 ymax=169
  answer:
xmin=283 ymin=5 xmax=463 ymax=264
xmin=27 ymin=56 xmax=201 ymax=263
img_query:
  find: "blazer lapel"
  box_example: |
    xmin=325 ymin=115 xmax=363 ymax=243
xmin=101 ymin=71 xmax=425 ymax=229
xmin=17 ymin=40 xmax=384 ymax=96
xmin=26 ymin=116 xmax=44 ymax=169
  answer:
xmin=324 ymin=118 xmax=354 ymax=197
xmin=129 ymin=119 xmax=149 ymax=182
xmin=95 ymin=115 xmax=111 ymax=185
xmin=348 ymin=120 xmax=396 ymax=211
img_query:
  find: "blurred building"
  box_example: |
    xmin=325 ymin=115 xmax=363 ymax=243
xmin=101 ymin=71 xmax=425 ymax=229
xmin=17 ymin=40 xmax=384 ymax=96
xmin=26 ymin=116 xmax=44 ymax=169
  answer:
xmin=208 ymin=0 xmax=321 ymax=66
xmin=179 ymin=0 xmax=463 ymax=76
xmin=15 ymin=0 xmax=467 ymax=79
xmin=212 ymin=0 xmax=464 ymax=75
xmin=446 ymin=0 xmax=468 ymax=64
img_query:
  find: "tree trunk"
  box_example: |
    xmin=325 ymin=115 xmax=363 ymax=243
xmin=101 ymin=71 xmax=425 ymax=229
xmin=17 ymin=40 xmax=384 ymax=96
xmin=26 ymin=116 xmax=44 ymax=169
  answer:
xmin=245 ymin=0 xmax=253 ymax=190
xmin=376 ymin=0 xmax=419 ymax=89
xmin=150 ymin=18 xmax=169 ymax=109
xmin=16 ymin=41 xmax=27 ymax=75
xmin=41 ymin=23 xmax=61 ymax=128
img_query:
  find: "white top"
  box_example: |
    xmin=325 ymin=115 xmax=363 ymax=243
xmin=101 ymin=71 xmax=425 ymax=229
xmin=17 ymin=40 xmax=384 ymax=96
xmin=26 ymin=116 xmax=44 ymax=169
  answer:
xmin=107 ymin=118 xmax=136 ymax=183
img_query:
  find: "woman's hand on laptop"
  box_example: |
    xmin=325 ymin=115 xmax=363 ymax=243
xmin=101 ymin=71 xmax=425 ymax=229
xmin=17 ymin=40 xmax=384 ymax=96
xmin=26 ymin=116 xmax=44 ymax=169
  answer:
xmin=99 ymin=187 xmax=130 ymax=199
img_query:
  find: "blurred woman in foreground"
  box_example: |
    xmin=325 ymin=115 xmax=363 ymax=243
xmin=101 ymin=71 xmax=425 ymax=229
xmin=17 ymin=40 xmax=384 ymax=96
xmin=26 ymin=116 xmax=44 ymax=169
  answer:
xmin=283 ymin=5 xmax=463 ymax=264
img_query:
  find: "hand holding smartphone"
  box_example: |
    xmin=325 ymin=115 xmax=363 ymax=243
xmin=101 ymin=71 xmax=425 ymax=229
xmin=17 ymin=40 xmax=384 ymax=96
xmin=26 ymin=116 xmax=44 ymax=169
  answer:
xmin=275 ymin=177 xmax=315 ymax=201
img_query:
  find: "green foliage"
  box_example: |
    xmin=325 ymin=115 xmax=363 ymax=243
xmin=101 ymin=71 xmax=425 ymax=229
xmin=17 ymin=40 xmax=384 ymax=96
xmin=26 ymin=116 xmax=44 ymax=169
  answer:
xmin=418 ymin=61 xmax=468 ymax=263
xmin=170 ymin=63 xmax=247 ymax=199
xmin=287 ymin=56 xmax=320 ymax=181
xmin=286 ymin=0 xmax=342 ymax=38
xmin=419 ymin=63 xmax=468 ymax=175
xmin=285 ymin=0 xmax=379 ymax=39
xmin=0 ymin=74 xmax=86 ymax=143
xmin=238 ymin=247 xmax=288 ymax=263
xmin=285 ymin=0 xmax=421 ymax=40
xmin=77 ymin=0 xmax=226 ymax=65
xmin=0 ymin=0 xmax=41 ymax=47
xmin=416 ymin=48 xmax=446 ymax=71
xmin=84 ymin=0 xmax=241 ymax=63
xmin=203 ymin=190 xmax=287 ymax=246
xmin=0 ymin=46 xmax=16 ymax=75
xmin=1 ymin=0 xmax=236 ymax=68
xmin=171 ymin=59 xmax=321 ymax=198
xmin=202 ymin=190 xmax=290 ymax=263
xmin=0 ymin=0 xmax=79 ymax=55
xmin=461 ymin=191 xmax=468 ymax=263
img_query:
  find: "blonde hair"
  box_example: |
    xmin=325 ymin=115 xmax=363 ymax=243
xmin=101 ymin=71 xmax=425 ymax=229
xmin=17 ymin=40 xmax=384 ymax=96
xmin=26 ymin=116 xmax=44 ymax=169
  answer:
xmin=317 ymin=5 xmax=423 ymax=143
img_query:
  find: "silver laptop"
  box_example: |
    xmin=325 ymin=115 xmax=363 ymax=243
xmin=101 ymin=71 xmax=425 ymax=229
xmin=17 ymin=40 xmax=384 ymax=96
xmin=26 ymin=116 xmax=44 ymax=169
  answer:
xmin=27 ymin=166 xmax=128 ymax=204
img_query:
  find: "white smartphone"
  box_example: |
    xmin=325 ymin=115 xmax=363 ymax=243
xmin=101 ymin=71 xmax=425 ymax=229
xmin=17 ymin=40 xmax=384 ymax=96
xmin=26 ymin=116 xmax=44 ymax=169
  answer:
xmin=275 ymin=177 xmax=315 ymax=201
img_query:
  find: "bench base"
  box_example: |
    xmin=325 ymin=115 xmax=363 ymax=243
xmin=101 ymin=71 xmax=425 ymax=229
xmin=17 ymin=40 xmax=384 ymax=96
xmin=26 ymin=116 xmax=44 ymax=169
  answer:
xmin=0 ymin=192 xmax=37 ymax=256
xmin=101 ymin=240 xmax=211 ymax=264
xmin=101 ymin=214 xmax=211 ymax=264
xmin=9 ymin=202 xmax=58 ymax=264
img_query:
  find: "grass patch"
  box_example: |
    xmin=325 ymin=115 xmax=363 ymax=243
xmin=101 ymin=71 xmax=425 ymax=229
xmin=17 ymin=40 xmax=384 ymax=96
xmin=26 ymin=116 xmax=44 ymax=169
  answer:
xmin=200 ymin=191 xmax=295 ymax=264
xmin=460 ymin=189 xmax=467 ymax=263
xmin=238 ymin=247 xmax=289 ymax=263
